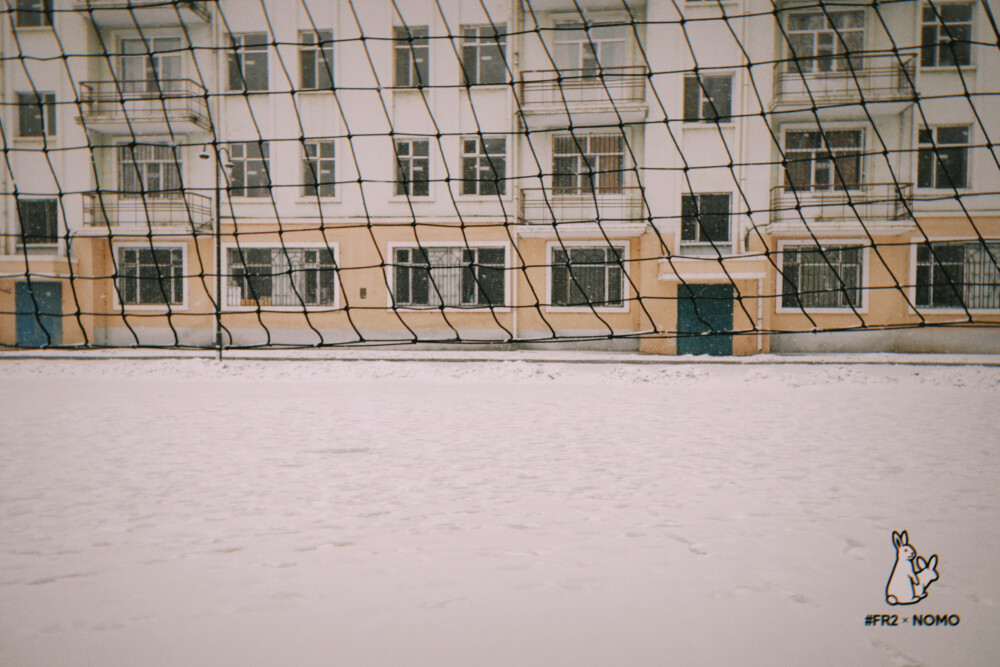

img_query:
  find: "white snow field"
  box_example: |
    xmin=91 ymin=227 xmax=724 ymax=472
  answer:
xmin=1 ymin=357 xmax=999 ymax=666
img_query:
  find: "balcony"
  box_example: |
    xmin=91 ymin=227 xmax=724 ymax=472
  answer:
xmin=75 ymin=0 xmax=211 ymax=27
xmin=84 ymin=192 xmax=212 ymax=230
xmin=771 ymin=55 xmax=916 ymax=120
xmin=80 ymin=79 xmax=210 ymax=135
xmin=519 ymin=187 xmax=647 ymax=232
xmin=518 ymin=66 xmax=647 ymax=130
xmin=767 ymin=182 xmax=913 ymax=234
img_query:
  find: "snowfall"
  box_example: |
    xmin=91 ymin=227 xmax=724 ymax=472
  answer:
xmin=1 ymin=354 xmax=999 ymax=667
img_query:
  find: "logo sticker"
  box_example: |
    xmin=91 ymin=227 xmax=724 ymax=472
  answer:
xmin=885 ymin=530 xmax=939 ymax=605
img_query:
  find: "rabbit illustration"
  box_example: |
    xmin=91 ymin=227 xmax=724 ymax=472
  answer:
xmin=885 ymin=530 xmax=921 ymax=605
xmin=913 ymin=554 xmax=939 ymax=599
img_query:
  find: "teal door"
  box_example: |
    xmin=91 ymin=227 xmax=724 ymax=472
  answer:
xmin=677 ymin=284 xmax=733 ymax=356
xmin=16 ymin=281 xmax=62 ymax=347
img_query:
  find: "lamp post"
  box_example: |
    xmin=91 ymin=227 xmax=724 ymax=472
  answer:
xmin=200 ymin=143 xmax=230 ymax=361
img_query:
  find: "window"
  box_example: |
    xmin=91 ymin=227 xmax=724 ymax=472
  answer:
xmin=117 ymin=247 xmax=184 ymax=306
xmin=394 ymin=138 xmax=430 ymax=197
xmin=228 ymin=33 xmax=268 ymax=91
xmin=784 ymin=129 xmax=863 ymax=191
xmin=552 ymin=134 xmax=625 ymax=195
xmin=119 ymin=144 xmax=181 ymax=198
xmin=17 ymin=199 xmax=58 ymax=245
xmin=681 ymin=194 xmax=731 ymax=245
xmin=461 ymin=25 xmax=506 ymax=85
xmin=394 ymin=26 xmax=429 ymax=87
xmin=921 ymin=2 xmax=973 ymax=68
xmin=17 ymin=92 xmax=56 ymax=137
xmin=393 ymin=247 xmax=505 ymax=308
xmin=302 ymin=141 xmax=336 ymax=197
xmin=16 ymin=0 xmax=51 ymax=27
xmin=553 ymin=23 xmax=626 ymax=74
xmin=918 ymin=126 xmax=969 ymax=189
xmin=228 ymin=142 xmax=270 ymax=198
xmin=227 ymin=248 xmax=337 ymax=307
xmin=917 ymin=241 xmax=1000 ymax=309
xmin=781 ymin=245 xmax=863 ymax=309
xmin=784 ymin=10 xmax=864 ymax=73
xmin=300 ymin=30 xmax=333 ymax=90
xmin=550 ymin=245 xmax=625 ymax=308
xmin=683 ymin=75 xmax=732 ymax=122
xmin=120 ymin=37 xmax=182 ymax=94
xmin=462 ymin=136 xmax=506 ymax=196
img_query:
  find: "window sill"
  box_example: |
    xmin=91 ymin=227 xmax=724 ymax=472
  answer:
xmin=682 ymin=121 xmax=735 ymax=129
xmin=912 ymin=307 xmax=1000 ymax=315
xmin=225 ymin=305 xmax=341 ymax=312
xmin=461 ymin=84 xmax=510 ymax=91
xmin=545 ymin=305 xmax=629 ymax=314
xmin=13 ymin=25 xmax=55 ymax=32
xmin=119 ymin=304 xmax=188 ymax=312
xmin=919 ymin=65 xmax=976 ymax=74
xmin=391 ymin=306 xmax=511 ymax=313
xmin=776 ymin=306 xmax=868 ymax=315
xmin=388 ymin=195 xmax=434 ymax=203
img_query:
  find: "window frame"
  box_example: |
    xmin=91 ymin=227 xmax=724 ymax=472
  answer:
xmin=683 ymin=74 xmax=733 ymax=123
xmin=17 ymin=92 xmax=56 ymax=138
xmin=228 ymin=32 xmax=269 ymax=92
xmin=387 ymin=243 xmax=509 ymax=310
xmin=393 ymin=137 xmax=431 ymax=198
xmin=782 ymin=126 xmax=865 ymax=192
xmin=546 ymin=241 xmax=629 ymax=312
xmin=301 ymin=140 xmax=337 ymax=199
xmin=551 ymin=20 xmax=629 ymax=73
xmin=460 ymin=135 xmax=507 ymax=197
xmin=16 ymin=197 xmax=59 ymax=246
xmin=777 ymin=241 xmax=868 ymax=313
xmin=920 ymin=2 xmax=974 ymax=69
xmin=917 ymin=125 xmax=970 ymax=190
xmin=911 ymin=238 xmax=1000 ymax=312
xmin=300 ymin=29 xmax=334 ymax=90
xmin=227 ymin=142 xmax=271 ymax=198
xmin=15 ymin=0 xmax=52 ymax=28
xmin=118 ymin=36 xmax=184 ymax=94
xmin=393 ymin=25 xmax=430 ymax=88
xmin=551 ymin=133 xmax=627 ymax=196
xmin=460 ymin=24 xmax=507 ymax=86
xmin=782 ymin=8 xmax=865 ymax=74
xmin=113 ymin=244 xmax=187 ymax=309
xmin=118 ymin=143 xmax=183 ymax=200
xmin=224 ymin=243 xmax=340 ymax=310
xmin=680 ymin=193 xmax=732 ymax=247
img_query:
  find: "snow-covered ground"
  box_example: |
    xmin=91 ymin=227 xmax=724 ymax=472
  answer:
xmin=1 ymin=358 xmax=998 ymax=666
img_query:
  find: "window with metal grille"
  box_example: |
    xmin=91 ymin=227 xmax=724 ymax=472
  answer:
xmin=300 ymin=30 xmax=333 ymax=90
xmin=117 ymin=247 xmax=184 ymax=306
xmin=462 ymin=136 xmax=506 ymax=196
xmin=784 ymin=10 xmax=864 ymax=73
xmin=683 ymin=75 xmax=732 ymax=122
xmin=302 ymin=141 xmax=336 ymax=197
xmin=228 ymin=142 xmax=270 ymax=198
xmin=921 ymin=2 xmax=973 ymax=68
xmin=681 ymin=194 xmax=731 ymax=245
xmin=393 ymin=247 xmax=505 ymax=307
xmin=17 ymin=199 xmax=58 ymax=245
xmin=395 ymin=139 xmax=430 ymax=197
xmin=461 ymin=25 xmax=506 ymax=85
xmin=781 ymin=245 xmax=863 ymax=309
xmin=784 ymin=129 xmax=863 ymax=191
xmin=918 ymin=126 xmax=969 ymax=189
xmin=17 ymin=92 xmax=56 ymax=137
xmin=916 ymin=241 xmax=1000 ymax=309
xmin=227 ymin=248 xmax=337 ymax=307
xmin=552 ymin=134 xmax=625 ymax=195
xmin=228 ymin=33 xmax=268 ymax=91
xmin=119 ymin=144 xmax=182 ymax=199
xmin=550 ymin=245 xmax=625 ymax=308
xmin=394 ymin=26 xmax=429 ymax=87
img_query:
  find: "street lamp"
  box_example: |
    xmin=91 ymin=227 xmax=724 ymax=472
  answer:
xmin=199 ymin=143 xmax=231 ymax=361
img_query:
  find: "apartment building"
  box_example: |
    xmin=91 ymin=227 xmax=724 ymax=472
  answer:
xmin=1 ymin=0 xmax=997 ymax=354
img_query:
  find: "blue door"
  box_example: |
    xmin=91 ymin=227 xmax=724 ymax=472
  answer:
xmin=16 ymin=281 xmax=62 ymax=347
xmin=677 ymin=284 xmax=733 ymax=356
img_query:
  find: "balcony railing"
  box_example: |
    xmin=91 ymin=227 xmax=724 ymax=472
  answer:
xmin=80 ymin=79 xmax=210 ymax=132
xmin=519 ymin=187 xmax=647 ymax=225
xmin=769 ymin=182 xmax=913 ymax=227
xmin=84 ymin=191 xmax=212 ymax=229
xmin=519 ymin=66 xmax=647 ymax=109
xmin=772 ymin=55 xmax=916 ymax=110
xmin=75 ymin=0 xmax=212 ymax=25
